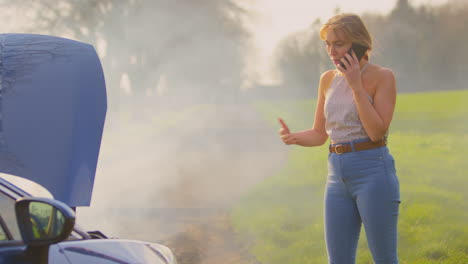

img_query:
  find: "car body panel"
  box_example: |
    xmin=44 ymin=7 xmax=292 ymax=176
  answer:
xmin=0 ymin=239 xmax=173 ymax=264
xmin=48 ymin=245 xmax=72 ymax=264
xmin=0 ymin=33 xmax=107 ymax=207
xmin=0 ymin=242 xmax=28 ymax=264
xmin=53 ymin=240 xmax=170 ymax=264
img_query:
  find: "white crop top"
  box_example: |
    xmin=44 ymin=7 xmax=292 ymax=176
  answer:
xmin=324 ymin=64 xmax=377 ymax=143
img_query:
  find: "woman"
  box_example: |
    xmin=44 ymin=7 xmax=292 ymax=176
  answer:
xmin=279 ymin=13 xmax=400 ymax=264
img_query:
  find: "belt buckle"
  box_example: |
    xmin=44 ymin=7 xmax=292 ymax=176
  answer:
xmin=335 ymin=144 xmax=345 ymax=154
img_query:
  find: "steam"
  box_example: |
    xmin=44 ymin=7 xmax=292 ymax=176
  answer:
xmin=0 ymin=1 xmax=461 ymax=263
xmin=0 ymin=0 xmax=378 ymax=242
xmin=0 ymin=1 xmax=288 ymax=244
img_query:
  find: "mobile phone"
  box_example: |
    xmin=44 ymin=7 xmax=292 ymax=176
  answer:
xmin=339 ymin=43 xmax=368 ymax=69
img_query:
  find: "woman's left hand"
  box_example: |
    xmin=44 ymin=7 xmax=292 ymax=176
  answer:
xmin=337 ymin=51 xmax=362 ymax=91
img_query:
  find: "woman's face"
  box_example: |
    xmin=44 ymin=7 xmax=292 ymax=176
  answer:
xmin=324 ymin=28 xmax=352 ymax=67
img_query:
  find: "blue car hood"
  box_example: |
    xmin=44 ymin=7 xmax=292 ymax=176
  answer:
xmin=0 ymin=34 xmax=107 ymax=207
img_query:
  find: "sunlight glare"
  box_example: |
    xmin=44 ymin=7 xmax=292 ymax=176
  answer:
xmin=240 ymin=0 xmax=450 ymax=86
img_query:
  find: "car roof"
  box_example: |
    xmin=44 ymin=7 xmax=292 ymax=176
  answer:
xmin=0 ymin=177 xmax=31 ymax=199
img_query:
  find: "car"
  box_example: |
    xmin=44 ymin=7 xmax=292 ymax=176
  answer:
xmin=0 ymin=33 xmax=177 ymax=264
xmin=0 ymin=177 xmax=177 ymax=264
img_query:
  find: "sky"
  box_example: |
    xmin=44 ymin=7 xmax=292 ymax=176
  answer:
xmin=239 ymin=0 xmax=451 ymax=85
xmin=0 ymin=0 xmax=453 ymax=88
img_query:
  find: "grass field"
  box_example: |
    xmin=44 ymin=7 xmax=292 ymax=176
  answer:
xmin=231 ymin=90 xmax=468 ymax=264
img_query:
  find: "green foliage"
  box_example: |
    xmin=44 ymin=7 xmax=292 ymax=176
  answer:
xmin=5 ymin=0 xmax=248 ymax=105
xmin=273 ymin=1 xmax=468 ymax=96
xmin=231 ymin=90 xmax=468 ymax=263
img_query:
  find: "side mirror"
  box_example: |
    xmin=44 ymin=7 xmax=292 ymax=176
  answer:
xmin=15 ymin=197 xmax=75 ymax=246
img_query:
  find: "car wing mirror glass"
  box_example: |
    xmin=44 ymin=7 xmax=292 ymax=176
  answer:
xmin=15 ymin=197 xmax=75 ymax=246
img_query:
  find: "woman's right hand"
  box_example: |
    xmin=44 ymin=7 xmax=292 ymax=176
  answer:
xmin=278 ymin=118 xmax=297 ymax=145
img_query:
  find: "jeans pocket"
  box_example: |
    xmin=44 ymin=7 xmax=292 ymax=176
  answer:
xmin=384 ymin=158 xmax=400 ymax=201
xmin=389 ymin=159 xmax=398 ymax=183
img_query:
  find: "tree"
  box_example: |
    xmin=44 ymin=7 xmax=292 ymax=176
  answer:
xmin=273 ymin=19 xmax=330 ymax=98
xmin=4 ymin=0 xmax=250 ymax=109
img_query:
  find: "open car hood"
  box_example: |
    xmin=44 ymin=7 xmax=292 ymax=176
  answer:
xmin=0 ymin=34 xmax=107 ymax=207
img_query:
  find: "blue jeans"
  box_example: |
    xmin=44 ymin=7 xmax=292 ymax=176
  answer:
xmin=325 ymin=140 xmax=400 ymax=264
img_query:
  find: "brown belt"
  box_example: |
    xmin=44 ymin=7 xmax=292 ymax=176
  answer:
xmin=329 ymin=139 xmax=386 ymax=154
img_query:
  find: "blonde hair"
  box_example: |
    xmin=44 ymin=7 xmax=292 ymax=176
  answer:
xmin=320 ymin=13 xmax=372 ymax=59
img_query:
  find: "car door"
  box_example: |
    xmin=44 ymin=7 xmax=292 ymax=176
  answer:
xmin=0 ymin=182 xmax=28 ymax=264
